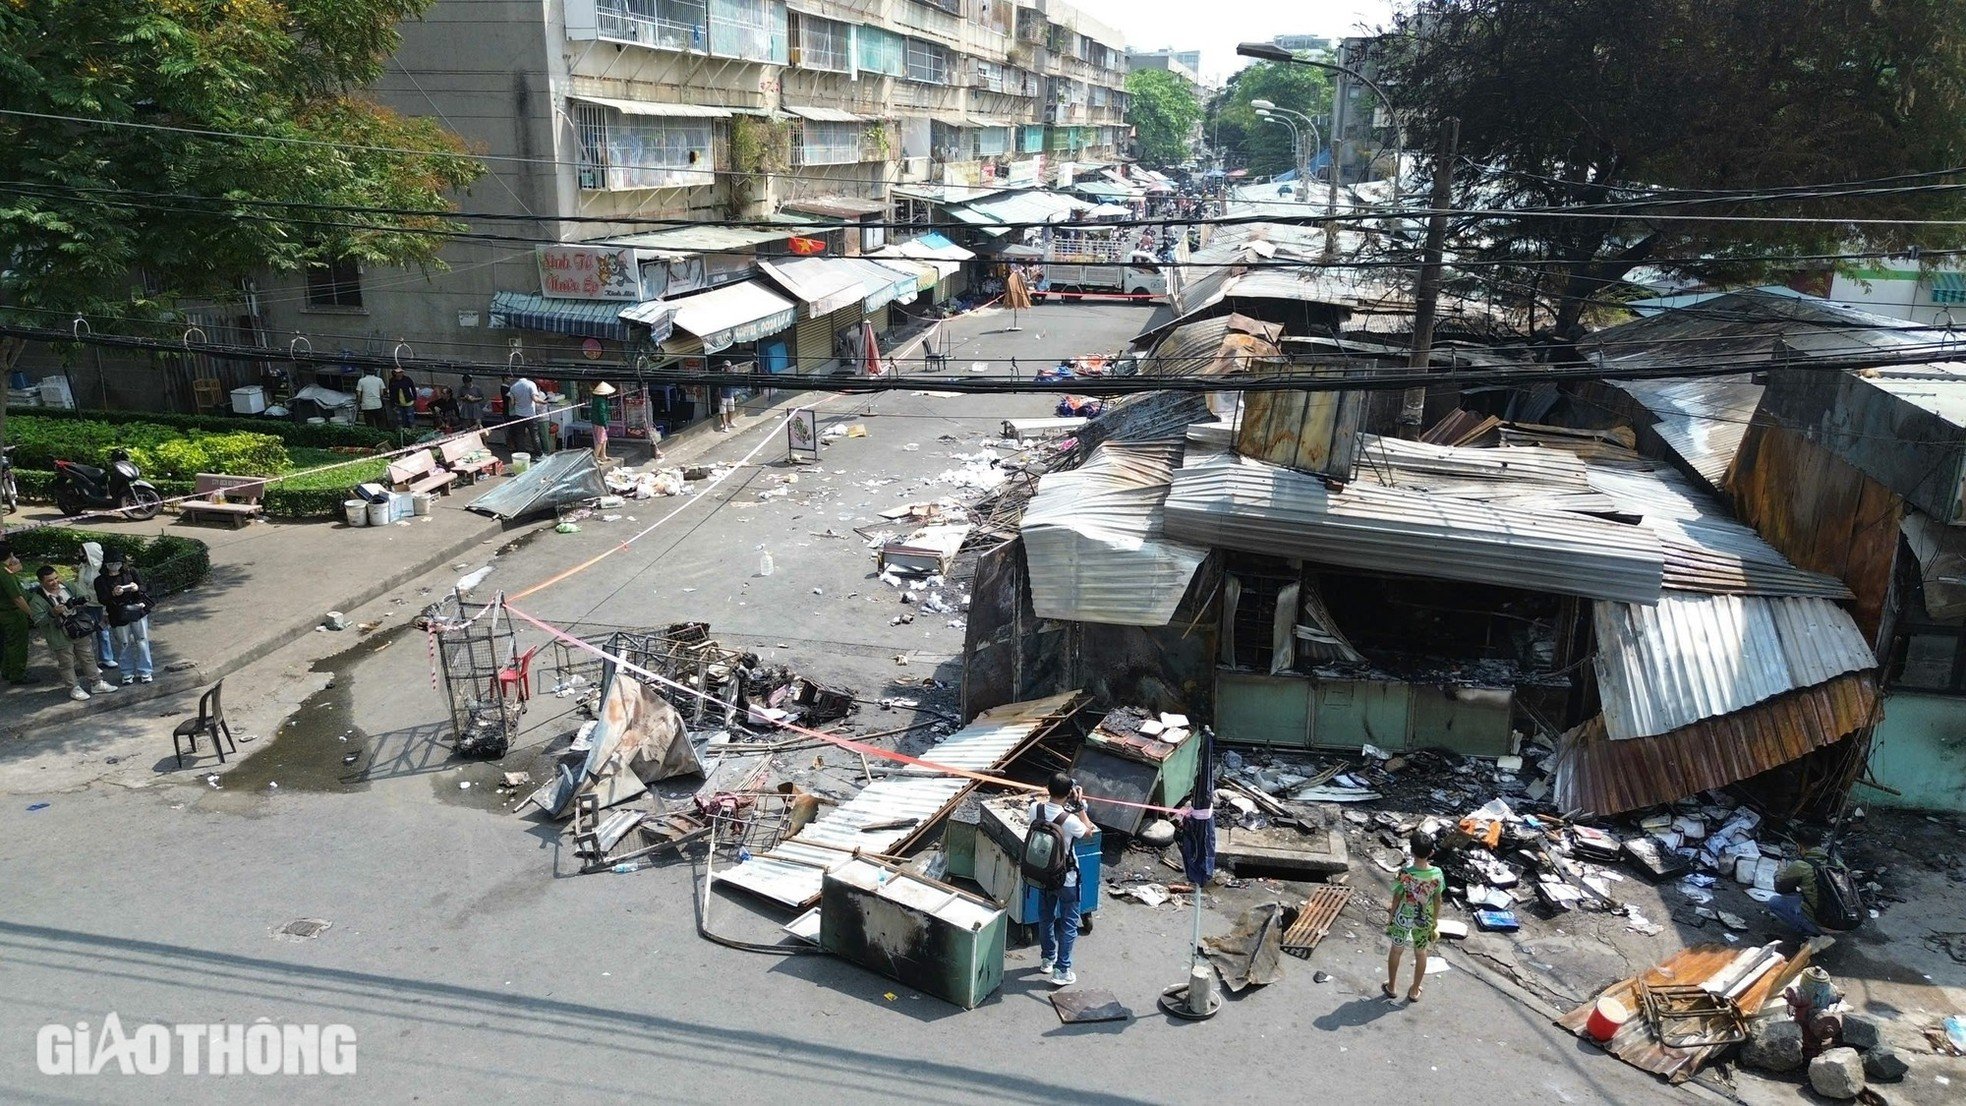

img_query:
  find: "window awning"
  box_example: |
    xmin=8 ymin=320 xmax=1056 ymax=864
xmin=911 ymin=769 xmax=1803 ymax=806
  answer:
xmin=1933 ymin=271 xmax=1966 ymax=295
xmin=489 ymin=291 xmax=649 ymax=343
xmin=665 ymin=280 xmax=797 ymax=353
xmin=835 ymin=257 xmax=921 ymax=310
xmin=618 ymin=299 xmax=676 ymax=343
xmin=784 ymin=105 xmax=867 ymax=123
xmin=965 ymin=116 xmax=1014 ymax=129
xmin=758 ymin=257 xmax=870 ymax=318
xmin=568 ymin=95 xmax=735 ymax=119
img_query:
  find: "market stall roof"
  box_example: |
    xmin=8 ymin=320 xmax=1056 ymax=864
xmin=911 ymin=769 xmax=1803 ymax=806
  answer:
xmin=566 ymin=94 xmax=736 ymax=119
xmin=467 ymin=450 xmax=607 ymax=520
xmin=870 ymin=256 xmax=940 ymax=293
xmin=665 ymin=280 xmax=798 ymax=353
xmin=615 ymin=299 xmax=675 ymax=342
xmin=779 ymin=195 xmax=889 ymax=219
xmin=757 ymin=257 xmax=870 ymax=317
xmin=870 ymin=236 xmax=966 ymax=279
xmin=1083 ymin=202 xmax=1133 ymax=219
xmin=1021 ymin=439 xmax=1208 ymax=626
xmin=963 ymin=190 xmax=1079 ymax=226
xmin=603 ymin=223 xmax=812 ymax=256
xmin=835 ymin=257 xmax=921 ymax=310
xmin=1073 ymin=180 xmax=1136 ymax=200
xmin=488 ymin=291 xmax=641 ymax=343
xmin=782 ymin=104 xmax=867 ymax=122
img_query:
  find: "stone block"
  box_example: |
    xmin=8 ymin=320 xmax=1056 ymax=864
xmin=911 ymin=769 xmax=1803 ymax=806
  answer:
xmin=1808 ymin=1047 xmax=1866 ymax=1100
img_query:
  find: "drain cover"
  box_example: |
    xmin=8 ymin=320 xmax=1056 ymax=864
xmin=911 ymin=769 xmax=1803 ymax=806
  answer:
xmin=279 ymin=918 xmax=331 ymax=940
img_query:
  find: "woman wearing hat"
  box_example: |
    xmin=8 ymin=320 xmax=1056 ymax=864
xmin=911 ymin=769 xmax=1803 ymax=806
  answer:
xmin=588 ymin=381 xmax=617 ymax=463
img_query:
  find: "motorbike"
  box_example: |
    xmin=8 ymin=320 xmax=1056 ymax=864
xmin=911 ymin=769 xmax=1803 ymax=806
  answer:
xmin=0 ymin=443 xmax=16 ymax=516
xmin=51 ymin=448 xmax=162 ymax=520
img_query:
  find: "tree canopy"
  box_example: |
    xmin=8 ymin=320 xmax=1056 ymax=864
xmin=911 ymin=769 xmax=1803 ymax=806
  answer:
xmin=1381 ymin=0 xmax=1966 ymax=338
xmin=1124 ymin=68 xmax=1203 ymax=167
xmin=0 ymin=0 xmax=483 ymax=329
xmin=1206 ymin=61 xmax=1332 ymax=179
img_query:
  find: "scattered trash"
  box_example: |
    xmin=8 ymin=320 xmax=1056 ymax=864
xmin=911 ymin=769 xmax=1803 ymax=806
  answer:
xmin=25 ymin=802 xmax=49 ymax=812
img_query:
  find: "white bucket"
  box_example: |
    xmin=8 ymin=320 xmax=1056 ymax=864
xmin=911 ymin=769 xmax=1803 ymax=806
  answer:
xmin=343 ymin=499 xmax=368 ymax=527
xmin=412 ymin=492 xmax=433 ymax=517
xmin=367 ymin=500 xmax=392 ymax=527
xmin=511 ymin=451 xmax=531 ymax=474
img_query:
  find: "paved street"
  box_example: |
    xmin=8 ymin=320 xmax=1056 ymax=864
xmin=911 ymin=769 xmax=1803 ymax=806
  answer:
xmin=3 ymin=303 xmax=1692 ymax=1104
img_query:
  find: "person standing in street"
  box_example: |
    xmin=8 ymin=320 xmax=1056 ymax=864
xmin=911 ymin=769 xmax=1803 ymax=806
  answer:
xmin=1384 ymin=831 xmax=1445 ymax=1002
xmin=355 ymin=368 xmax=386 ymax=429
xmin=1027 ymin=772 xmax=1093 ymax=987
xmin=25 ymin=564 xmax=116 ymax=701
xmin=588 ymin=381 xmax=616 ymax=463
xmin=504 ymin=373 xmax=547 ymax=457
xmin=457 ymin=375 xmax=486 ymax=427
xmin=388 ymin=366 xmax=419 ymax=429
xmin=94 ymin=548 xmax=155 ymax=685
xmin=0 ymin=543 xmax=38 ymax=686
xmin=715 ymin=385 xmax=736 ymax=432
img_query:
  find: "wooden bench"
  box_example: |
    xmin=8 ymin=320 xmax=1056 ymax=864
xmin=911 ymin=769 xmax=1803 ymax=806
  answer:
xmin=386 ymin=450 xmax=457 ymax=496
xmin=438 ymin=431 xmax=503 ymax=483
xmin=180 ymin=473 xmax=268 ymax=529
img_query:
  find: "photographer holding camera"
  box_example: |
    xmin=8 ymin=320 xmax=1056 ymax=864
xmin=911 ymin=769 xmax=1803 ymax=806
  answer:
xmin=25 ymin=564 xmax=117 ymax=701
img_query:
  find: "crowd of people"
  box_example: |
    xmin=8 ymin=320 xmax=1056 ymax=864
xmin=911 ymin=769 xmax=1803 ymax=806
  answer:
xmin=1 ymin=539 xmax=157 ymax=702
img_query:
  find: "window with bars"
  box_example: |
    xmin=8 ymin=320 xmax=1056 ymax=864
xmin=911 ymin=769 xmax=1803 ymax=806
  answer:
xmin=707 ymin=0 xmax=782 ymax=62
xmin=1020 ymin=124 xmax=1044 ymax=153
xmin=305 ymin=257 xmax=363 ymax=309
xmin=857 ymin=25 xmax=905 ymax=76
xmin=792 ymin=12 xmax=849 ymax=72
xmin=904 ymin=37 xmax=947 ymax=84
xmin=573 ymin=100 xmax=715 ymax=190
xmin=596 ymin=0 xmax=708 ymax=52
xmin=974 ymin=126 xmax=1010 ymax=157
xmin=795 ymin=120 xmax=863 ymax=166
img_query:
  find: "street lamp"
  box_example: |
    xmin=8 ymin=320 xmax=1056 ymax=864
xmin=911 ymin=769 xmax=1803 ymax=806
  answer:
xmin=1255 ymin=112 xmax=1310 ymax=203
xmin=1238 ymin=41 xmax=1406 ymax=257
xmin=1253 ymin=100 xmax=1321 ymax=202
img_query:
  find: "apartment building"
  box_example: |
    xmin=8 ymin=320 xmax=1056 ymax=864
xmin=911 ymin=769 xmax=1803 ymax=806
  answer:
xmin=248 ymin=0 xmax=1130 ymax=405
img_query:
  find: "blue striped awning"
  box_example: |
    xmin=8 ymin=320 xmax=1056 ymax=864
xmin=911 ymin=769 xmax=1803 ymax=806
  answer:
xmin=489 ymin=292 xmax=642 ymax=343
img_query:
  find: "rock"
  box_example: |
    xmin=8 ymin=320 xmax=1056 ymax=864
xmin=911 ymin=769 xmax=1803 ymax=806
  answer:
xmin=1839 ymin=1013 xmax=1882 ymax=1052
xmin=1862 ymin=1046 xmax=1908 ymax=1083
xmin=1741 ymin=1017 xmax=1806 ymax=1073
xmin=1808 ymin=1048 xmax=1866 ymax=1100
xmin=1139 ymin=819 xmax=1177 ymax=847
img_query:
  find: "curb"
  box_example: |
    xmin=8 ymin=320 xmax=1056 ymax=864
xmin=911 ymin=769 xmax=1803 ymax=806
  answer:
xmin=9 ymin=515 xmax=518 ymax=733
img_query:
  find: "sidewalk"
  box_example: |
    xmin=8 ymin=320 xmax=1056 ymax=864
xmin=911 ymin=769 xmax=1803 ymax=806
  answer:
xmin=2 ymin=492 xmax=521 ymax=737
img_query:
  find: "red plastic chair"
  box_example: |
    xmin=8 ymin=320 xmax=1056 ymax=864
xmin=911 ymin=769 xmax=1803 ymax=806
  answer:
xmin=491 ymin=645 xmax=540 ymax=706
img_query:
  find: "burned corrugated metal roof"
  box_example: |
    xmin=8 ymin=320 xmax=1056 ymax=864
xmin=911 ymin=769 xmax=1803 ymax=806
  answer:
xmin=1350 ymin=435 xmax=1620 ymax=514
xmin=1592 ymin=595 xmax=1876 ymax=741
xmin=1555 ymin=672 xmax=1878 ymax=816
xmin=1020 ymin=439 xmax=1209 ymax=627
xmin=1606 ymin=376 xmax=1761 ymax=489
xmin=713 ymin=692 xmax=1082 ymax=908
xmin=1162 ymin=452 xmax=1667 ymax=603
xmin=1144 ymin=313 xmax=1282 ymax=376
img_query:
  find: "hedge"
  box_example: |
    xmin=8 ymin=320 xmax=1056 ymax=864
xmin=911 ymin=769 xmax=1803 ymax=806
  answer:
xmin=5 ymin=405 xmax=394 ymax=449
xmin=5 ymin=414 xmax=290 ymax=478
xmin=2 ymin=529 xmax=212 ymax=597
xmin=11 ymin=457 xmax=393 ymax=518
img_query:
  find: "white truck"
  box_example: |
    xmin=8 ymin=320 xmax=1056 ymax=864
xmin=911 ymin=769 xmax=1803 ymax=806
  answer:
xmin=1032 ymin=231 xmax=1167 ymax=301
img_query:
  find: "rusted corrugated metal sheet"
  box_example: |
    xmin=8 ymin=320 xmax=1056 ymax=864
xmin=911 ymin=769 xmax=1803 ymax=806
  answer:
xmin=1726 ymin=420 xmax=1904 ymax=642
xmin=1234 ymin=366 xmax=1370 ymax=480
xmin=1554 ymin=672 xmax=1879 ymax=815
xmin=1593 ymin=596 xmax=1876 ymax=740
xmin=1351 ymin=435 xmax=1618 ymax=513
xmin=1144 ymin=313 xmax=1282 ymax=376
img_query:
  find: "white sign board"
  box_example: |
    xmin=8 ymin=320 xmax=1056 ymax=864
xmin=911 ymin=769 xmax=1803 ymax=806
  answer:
xmin=787 ymin=407 xmax=820 ymax=464
xmin=537 ymin=244 xmax=639 ymax=300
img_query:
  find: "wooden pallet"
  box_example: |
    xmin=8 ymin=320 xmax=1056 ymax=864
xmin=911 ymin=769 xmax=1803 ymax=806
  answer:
xmin=1281 ymin=884 xmax=1354 ymax=959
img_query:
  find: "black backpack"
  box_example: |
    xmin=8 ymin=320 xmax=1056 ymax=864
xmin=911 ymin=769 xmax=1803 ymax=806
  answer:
xmin=1020 ymin=807 xmax=1075 ymax=890
xmin=1813 ymin=860 xmax=1865 ymax=932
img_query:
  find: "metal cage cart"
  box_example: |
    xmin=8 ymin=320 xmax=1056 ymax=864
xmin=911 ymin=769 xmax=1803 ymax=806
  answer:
xmin=431 ymin=594 xmax=523 ymax=758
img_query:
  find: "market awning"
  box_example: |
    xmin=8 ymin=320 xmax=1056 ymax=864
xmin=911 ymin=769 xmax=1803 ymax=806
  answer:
xmin=758 ymin=257 xmax=870 ymax=318
xmin=666 ymin=280 xmax=797 ymax=354
xmin=1933 ymin=271 xmax=1966 ymax=297
xmin=783 ymin=105 xmax=867 ymax=123
xmin=616 ymin=299 xmax=676 ymax=343
xmin=467 ymin=450 xmax=607 ymax=520
xmin=870 ymin=257 xmax=940 ymax=294
xmin=835 ymin=257 xmax=921 ymax=309
xmin=1073 ymin=180 xmax=1136 ymax=200
xmin=567 ymin=94 xmax=735 ymax=119
xmin=489 ymin=291 xmax=640 ymax=343
xmin=1084 ymin=202 xmax=1133 ymax=219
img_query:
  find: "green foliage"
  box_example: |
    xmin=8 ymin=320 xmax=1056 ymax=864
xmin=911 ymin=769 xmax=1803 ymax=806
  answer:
xmin=6 ymin=415 xmax=289 ymax=477
xmin=1207 ymin=62 xmax=1333 ymax=179
xmin=1125 ymin=69 xmax=1203 ymax=167
xmin=7 ymin=406 xmax=394 ymax=449
xmin=1384 ymin=0 xmax=1966 ymax=336
xmin=260 ymin=456 xmax=392 ymax=517
xmin=726 ymin=117 xmax=791 ymax=218
xmin=0 ymin=0 xmax=483 ymax=325
xmin=2 ymin=529 xmax=211 ymax=597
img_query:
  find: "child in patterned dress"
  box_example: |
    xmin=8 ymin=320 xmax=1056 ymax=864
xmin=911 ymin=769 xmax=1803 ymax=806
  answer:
xmin=1384 ymin=831 xmax=1445 ymax=1002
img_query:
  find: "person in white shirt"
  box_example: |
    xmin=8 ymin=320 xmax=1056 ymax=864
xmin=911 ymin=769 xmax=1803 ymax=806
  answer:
xmin=354 ymin=369 xmax=386 ymax=429
xmin=1028 ymin=772 xmax=1093 ymax=987
xmin=503 ymin=374 xmax=547 ymax=456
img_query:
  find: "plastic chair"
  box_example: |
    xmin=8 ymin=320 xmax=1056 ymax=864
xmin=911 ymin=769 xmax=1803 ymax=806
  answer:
xmin=172 ymin=680 xmax=237 ymax=768
xmin=491 ymin=646 xmax=540 ymax=706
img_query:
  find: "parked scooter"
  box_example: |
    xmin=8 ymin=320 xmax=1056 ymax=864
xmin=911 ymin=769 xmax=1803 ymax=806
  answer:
xmin=0 ymin=443 xmax=16 ymax=515
xmin=51 ymin=448 xmax=162 ymax=520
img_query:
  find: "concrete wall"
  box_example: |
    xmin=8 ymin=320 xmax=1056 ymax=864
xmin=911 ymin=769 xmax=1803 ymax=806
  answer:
xmin=1858 ymin=691 xmax=1966 ymax=813
xmin=1828 ymin=266 xmax=1966 ymax=326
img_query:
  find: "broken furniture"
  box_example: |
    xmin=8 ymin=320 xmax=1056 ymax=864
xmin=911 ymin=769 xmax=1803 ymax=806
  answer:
xmin=972 ymin=794 xmax=1101 ymax=928
xmin=820 ymin=855 xmax=1007 ymax=1010
xmin=570 ymin=792 xmax=711 ymax=873
xmin=1074 ymin=708 xmax=1200 ymax=836
xmin=491 ymin=645 xmax=540 ymax=707
xmin=878 ymin=523 xmax=972 ymax=575
xmin=439 ymin=431 xmax=503 ymax=483
xmin=386 ymin=449 xmax=457 ymax=496
xmin=171 ymin=679 xmax=237 ymax=769
xmin=179 ymin=472 xmax=267 ymax=528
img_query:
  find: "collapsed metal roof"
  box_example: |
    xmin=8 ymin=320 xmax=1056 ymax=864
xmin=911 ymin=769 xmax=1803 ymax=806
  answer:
xmin=1020 ymin=439 xmax=1209 ymax=627
xmin=1161 ymin=452 xmax=1668 ymax=604
xmin=467 ymin=450 xmax=606 ymax=520
xmin=1592 ymin=594 xmax=1877 ymax=741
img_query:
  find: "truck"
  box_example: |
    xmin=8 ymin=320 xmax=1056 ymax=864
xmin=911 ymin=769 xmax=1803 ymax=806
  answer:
xmin=1031 ymin=229 xmax=1167 ymax=301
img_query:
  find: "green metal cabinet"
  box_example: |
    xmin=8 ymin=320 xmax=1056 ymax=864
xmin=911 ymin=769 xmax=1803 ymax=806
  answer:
xmin=1214 ymin=671 xmax=1313 ymax=747
xmin=821 ymin=857 xmax=1007 ymax=1010
xmin=1312 ymin=678 xmax=1412 ymax=752
xmin=1408 ymin=684 xmax=1515 ymax=757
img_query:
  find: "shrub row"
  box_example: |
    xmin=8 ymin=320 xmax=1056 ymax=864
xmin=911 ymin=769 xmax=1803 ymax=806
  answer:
xmin=6 ymin=405 xmax=393 ymax=449
xmin=5 ymin=415 xmax=290 ymax=479
xmin=11 ymin=455 xmax=393 ymax=518
xmin=2 ymin=529 xmax=212 ymax=597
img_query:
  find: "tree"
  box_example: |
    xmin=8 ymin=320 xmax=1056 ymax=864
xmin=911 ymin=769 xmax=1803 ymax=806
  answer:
xmin=1381 ymin=0 xmax=1966 ymax=340
xmin=1125 ymin=68 xmax=1202 ymax=167
xmin=1206 ymin=62 xmax=1332 ymax=178
xmin=0 ymin=1 xmax=482 ymax=334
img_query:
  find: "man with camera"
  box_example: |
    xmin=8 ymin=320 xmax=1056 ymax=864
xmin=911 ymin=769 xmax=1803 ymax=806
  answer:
xmin=25 ymin=564 xmax=117 ymax=701
xmin=1025 ymin=772 xmax=1094 ymax=987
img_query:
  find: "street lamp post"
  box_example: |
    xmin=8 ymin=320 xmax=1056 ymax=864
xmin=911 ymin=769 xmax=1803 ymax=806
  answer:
xmin=1253 ymin=100 xmax=1321 ymax=203
xmin=1256 ymin=112 xmax=1305 ymax=199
